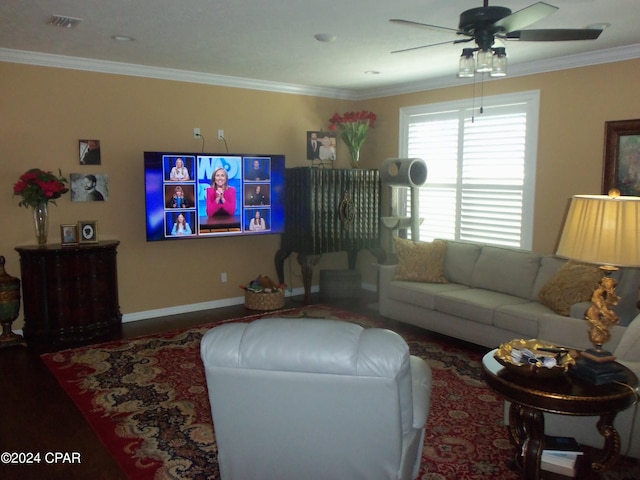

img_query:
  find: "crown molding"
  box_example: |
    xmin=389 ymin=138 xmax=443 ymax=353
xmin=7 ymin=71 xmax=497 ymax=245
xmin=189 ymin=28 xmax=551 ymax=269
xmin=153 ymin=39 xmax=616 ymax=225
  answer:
xmin=0 ymin=48 xmax=354 ymax=100
xmin=2 ymin=44 xmax=639 ymax=102
xmin=354 ymin=43 xmax=640 ymax=100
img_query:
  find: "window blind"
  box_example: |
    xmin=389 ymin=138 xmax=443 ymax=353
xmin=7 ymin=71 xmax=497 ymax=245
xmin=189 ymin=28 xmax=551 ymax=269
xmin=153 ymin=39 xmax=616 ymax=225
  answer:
xmin=400 ymin=91 xmax=539 ymax=248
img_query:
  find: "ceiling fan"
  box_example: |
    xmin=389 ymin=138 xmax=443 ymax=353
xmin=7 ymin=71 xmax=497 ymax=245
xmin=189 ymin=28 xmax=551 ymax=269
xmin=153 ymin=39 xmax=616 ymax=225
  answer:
xmin=390 ymin=1 xmax=604 ymax=54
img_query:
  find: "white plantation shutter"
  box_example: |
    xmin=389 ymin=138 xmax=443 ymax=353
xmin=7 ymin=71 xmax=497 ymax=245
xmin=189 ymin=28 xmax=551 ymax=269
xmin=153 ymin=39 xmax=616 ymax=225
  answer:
xmin=399 ymin=91 xmax=539 ymax=249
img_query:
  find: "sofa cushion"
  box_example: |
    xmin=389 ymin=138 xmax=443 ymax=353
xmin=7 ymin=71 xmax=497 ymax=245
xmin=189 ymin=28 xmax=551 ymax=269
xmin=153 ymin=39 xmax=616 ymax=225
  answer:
xmin=386 ymin=280 xmax=469 ymax=310
xmin=537 ymin=261 xmax=602 ymax=316
xmin=443 ymin=240 xmax=482 ymax=286
xmin=471 ymin=246 xmax=541 ymax=299
xmin=532 ymin=256 xmax=566 ymax=298
xmin=494 ymin=302 xmax=556 ymax=338
xmin=434 ymin=288 xmax=530 ymax=326
xmin=394 ymin=238 xmax=448 ymax=283
xmin=613 ymin=314 xmax=640 ymax=362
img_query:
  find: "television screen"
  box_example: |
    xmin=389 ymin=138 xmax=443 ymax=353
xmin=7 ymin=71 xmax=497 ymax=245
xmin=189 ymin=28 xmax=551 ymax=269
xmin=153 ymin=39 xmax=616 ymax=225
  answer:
xmin=144 ymin=151 xmax=285 ymax=241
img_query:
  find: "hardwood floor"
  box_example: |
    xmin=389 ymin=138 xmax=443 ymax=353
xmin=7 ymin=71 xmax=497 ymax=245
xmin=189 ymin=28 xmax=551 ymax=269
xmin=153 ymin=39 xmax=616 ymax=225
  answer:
xmin=0 ymin=292 xmax=385 ymax=480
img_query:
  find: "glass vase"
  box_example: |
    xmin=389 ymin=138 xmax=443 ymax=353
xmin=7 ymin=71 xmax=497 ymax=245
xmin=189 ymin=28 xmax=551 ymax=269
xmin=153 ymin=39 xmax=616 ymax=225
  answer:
xmin=32 ymin=201 xmax=49 ymax=246
xmin=347 ymin=146 xmax=360 ymax=169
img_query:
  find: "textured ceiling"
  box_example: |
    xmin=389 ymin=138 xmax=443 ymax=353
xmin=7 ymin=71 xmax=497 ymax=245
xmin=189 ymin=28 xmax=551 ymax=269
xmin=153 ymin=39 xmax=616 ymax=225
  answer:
xmin=1 ymin=0 xmax=639 ymax=98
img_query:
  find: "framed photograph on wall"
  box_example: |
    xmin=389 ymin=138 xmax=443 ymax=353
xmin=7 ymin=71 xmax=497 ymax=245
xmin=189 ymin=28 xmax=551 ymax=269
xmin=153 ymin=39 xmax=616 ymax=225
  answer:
xmin=602 ymin=119 xmax=640 ymax=195
xmin=79 ymin=139 xmax=101 ymax=165
xmin=70 ymin=173 xmax=108 ymax=202
xmin=78 ymin=220 xmax=98 ymax=243
xmin=60 ymin=224 xmax=79 ymax=245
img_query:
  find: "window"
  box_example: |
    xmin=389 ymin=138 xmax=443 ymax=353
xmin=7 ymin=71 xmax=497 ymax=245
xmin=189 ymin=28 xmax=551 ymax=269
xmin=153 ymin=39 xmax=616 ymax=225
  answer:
xmin=398 ymin=90 xmax=539 ymax=249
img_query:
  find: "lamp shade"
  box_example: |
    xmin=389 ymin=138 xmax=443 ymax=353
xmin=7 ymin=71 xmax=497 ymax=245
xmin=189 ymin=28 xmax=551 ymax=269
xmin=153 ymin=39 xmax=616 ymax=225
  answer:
xmin=556 ymin=194 xmax=640 ymax=267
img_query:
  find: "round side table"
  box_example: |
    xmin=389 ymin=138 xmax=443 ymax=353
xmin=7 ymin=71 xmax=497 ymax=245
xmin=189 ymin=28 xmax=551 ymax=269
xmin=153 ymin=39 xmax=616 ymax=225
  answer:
xmin=482 ymin=349 xmax=638 ymax=480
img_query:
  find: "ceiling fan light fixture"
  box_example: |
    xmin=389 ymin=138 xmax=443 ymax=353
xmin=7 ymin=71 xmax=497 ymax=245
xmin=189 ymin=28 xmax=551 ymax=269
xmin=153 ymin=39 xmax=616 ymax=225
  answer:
xmin=476 ymin=49 xmax=493 ymax=73
xmin=458 ymin=48 xmax=475 ymax=78
xmin=490 ymin=47 xmax=507 ymax=77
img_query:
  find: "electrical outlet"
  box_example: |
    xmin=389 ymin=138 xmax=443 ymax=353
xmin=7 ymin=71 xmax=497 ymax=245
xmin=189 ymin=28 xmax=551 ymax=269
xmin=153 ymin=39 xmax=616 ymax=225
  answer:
xmin=193 ymin=127 xmax=201 ymax=139
xmin=218 ymin=129 xmax=224 ymax=140
xmin=220 ymin=272 xmax=227 ymax=283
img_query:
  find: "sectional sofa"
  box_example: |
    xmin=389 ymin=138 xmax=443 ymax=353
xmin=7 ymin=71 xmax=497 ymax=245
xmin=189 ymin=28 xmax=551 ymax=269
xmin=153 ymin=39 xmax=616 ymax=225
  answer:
xmin=378 ymin=238 xmax=640 ymax=458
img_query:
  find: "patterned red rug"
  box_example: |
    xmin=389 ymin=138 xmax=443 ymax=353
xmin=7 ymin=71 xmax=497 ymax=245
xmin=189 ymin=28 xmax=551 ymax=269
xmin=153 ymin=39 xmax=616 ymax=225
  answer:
xmin=42 ymin=304 xmax=637 ymax=479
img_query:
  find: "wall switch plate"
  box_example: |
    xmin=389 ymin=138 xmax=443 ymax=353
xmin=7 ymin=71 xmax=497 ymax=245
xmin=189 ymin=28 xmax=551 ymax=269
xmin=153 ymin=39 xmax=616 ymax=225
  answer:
xmin=194 ymin=127 xmax=201 ymax=139
xmin=220 ymin=272 xmax=227 ymax=282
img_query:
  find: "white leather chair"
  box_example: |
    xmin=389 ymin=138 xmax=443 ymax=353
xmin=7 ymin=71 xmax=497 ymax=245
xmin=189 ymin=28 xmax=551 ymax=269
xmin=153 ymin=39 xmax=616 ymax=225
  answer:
xmin=200 ymin=317 xmax=432 ymax=480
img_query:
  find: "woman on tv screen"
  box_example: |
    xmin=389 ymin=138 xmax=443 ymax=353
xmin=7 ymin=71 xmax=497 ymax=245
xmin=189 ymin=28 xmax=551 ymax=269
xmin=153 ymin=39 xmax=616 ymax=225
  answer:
xmin=206 ymin=167 xmax=236 ymax=216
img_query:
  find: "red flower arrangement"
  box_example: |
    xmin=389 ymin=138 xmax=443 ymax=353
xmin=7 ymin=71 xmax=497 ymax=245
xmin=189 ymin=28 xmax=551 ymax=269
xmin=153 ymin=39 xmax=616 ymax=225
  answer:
xmin=328 ymin=110 xmax=377 ymax=167
xmin=13 ymin=168 xmax=69 ymax=208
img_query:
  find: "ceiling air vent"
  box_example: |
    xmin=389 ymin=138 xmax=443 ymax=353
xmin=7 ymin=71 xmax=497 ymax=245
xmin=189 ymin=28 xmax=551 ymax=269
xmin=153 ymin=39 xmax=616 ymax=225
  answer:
xmin=49 ymin=15 xmax=82 ymax=28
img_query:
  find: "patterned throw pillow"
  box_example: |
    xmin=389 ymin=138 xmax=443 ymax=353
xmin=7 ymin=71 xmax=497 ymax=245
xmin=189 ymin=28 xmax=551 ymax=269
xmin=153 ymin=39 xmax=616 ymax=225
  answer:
xmin=537 ymin=260 xmax=602 ymax=316
xmin=394 ymin=238 xmax=448 ymax=283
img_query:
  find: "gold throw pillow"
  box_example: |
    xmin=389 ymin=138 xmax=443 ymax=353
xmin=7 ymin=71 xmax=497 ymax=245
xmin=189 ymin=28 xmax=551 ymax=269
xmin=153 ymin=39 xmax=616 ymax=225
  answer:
xmin=394 ymin=238 xmax=448 ymax=283
xmin=537 ymin=260 xmax=602 ymax=316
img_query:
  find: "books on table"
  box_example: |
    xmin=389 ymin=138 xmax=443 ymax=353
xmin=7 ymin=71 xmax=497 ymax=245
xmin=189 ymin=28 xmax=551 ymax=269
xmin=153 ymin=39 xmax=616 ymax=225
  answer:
xmin=541 ymin=436 xmax=583 ymax=477
xmin=542 ymin=451 xmax=579 ymax=476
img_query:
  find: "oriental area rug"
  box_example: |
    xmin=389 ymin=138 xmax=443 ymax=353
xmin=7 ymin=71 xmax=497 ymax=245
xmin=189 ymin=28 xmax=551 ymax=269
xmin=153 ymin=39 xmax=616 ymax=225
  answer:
xmin=42 ymin=304 xmax=638 ymax=480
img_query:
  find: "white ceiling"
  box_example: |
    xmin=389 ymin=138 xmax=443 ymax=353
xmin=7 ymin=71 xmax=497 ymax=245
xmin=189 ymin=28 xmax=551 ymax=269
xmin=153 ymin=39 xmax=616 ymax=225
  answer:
xmin=1 ymin=0 xmax=639 ymax=99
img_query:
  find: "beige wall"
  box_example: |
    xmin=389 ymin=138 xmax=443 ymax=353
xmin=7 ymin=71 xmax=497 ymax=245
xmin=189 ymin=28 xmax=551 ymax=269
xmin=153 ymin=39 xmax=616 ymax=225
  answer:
xmin=0 ymin=63 xmax=355 ymax=329
xmin=364 ymin=58 xmax=640 ymax=253
xmin=2 ymin=58 xmax=640 ymax=328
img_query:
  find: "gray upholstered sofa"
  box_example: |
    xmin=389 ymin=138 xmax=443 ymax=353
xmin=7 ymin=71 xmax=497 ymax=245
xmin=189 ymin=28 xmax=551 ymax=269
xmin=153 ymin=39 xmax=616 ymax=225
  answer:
xmin=200 ymin=317 xmax=432 ymax=480
xmin=378 ymin=239 xmax=640 ymax=458
xmin=378 ymin=239 xmax=640 ymax=356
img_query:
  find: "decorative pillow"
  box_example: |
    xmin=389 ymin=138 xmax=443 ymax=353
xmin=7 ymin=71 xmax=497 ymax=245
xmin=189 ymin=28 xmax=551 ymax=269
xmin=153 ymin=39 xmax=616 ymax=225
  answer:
xmin=537 ymin=260 xmax=602 ymax=316
xmin=394 ymin=238 xmax=448 ymax=283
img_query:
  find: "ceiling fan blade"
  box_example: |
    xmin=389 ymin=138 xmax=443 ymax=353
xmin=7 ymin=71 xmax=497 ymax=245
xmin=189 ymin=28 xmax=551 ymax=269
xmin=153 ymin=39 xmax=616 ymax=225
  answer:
xmin=391 ymin=38 xmax=468 ymax=54
xmin=506 ymin=28 xmax=603 ymax=41
xmin=389 ymin=18 xmax=460 ymax=34
xmin=494 ymin=2 xmax=559 ymax=33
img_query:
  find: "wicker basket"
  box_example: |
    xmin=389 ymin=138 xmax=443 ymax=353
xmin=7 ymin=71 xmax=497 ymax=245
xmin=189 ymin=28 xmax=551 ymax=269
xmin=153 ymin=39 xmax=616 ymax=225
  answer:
xmin=244 ymin=290 xmax=285 ymax=311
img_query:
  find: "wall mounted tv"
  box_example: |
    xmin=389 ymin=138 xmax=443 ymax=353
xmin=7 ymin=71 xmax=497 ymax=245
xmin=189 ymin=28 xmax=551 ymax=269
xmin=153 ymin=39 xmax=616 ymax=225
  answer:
xmin=144 ymin=151 xmax=285 ymax=241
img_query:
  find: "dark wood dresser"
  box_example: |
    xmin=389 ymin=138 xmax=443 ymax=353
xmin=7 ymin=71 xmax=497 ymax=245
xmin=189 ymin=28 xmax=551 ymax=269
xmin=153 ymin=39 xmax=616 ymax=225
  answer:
xmin=275 ymin=167 xmax=383 ymax=301
xmin=15 ymin=240 xmax=122 ymax=345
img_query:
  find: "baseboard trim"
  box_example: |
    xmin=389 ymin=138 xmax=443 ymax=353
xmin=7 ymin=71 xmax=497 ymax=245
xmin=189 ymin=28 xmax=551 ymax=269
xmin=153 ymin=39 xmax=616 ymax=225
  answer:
xmin=122 ymin=285 xmax=315 ymax=323
xmin=13 ymin=281 xmax=376 ymax=333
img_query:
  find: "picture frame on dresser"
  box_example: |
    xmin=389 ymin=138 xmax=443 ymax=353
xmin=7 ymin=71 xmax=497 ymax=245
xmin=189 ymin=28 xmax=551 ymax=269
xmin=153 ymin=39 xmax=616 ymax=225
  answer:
xmin=60 ymin=224 xmax=79 ymax=245
xmin=602 ymin=118 xmax=640 ymax=195
xmin=78 ymin=220 xmax=98 ymax=243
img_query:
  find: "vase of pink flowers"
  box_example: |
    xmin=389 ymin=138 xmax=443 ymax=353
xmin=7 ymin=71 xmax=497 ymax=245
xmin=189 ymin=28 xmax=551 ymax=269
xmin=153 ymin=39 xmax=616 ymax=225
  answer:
xmin=328 ymin=110 xmax=377 ymax=168
xmin=13 ymin=168 xmax=69 ymax=245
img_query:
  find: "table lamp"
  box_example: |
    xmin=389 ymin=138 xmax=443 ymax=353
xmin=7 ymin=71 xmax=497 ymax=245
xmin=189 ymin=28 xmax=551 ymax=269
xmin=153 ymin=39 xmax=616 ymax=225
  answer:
xmin=556 ymin=190 xmax=640 ymax=384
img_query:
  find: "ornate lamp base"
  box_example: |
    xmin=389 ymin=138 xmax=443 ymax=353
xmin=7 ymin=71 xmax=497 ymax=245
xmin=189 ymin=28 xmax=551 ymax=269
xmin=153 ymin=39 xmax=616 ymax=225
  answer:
xmin=0 ymin=256 xmax=25 ymax=349
xmin=570 ymin=349 xmax=627 ymax=385
xmin=0 ymin=323 xmax=26 ymax=349
xmin=571 ymin=266 xmax=626 ymax=385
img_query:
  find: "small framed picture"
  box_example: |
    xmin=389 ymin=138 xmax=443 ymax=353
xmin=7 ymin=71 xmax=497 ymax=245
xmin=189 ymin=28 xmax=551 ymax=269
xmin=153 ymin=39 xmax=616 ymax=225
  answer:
xmin=78 ymin=220 xmax=98 ymax=243
xmin=70 ymin=173 xmax=108 ymax=202
xmin=79 ymin=139 xmax=101 ymax=165
xmin=602 ymin=119 xmax=640 ymax=195
xmin=60 ymin=224 xmax=79 ymax=245
xmin=306 ymin=130 xmax=336 ymax=163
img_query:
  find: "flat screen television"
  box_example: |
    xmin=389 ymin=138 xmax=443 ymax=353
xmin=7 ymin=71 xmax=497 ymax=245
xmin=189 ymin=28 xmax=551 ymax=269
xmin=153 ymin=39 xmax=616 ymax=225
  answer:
xmin=144 ymin=151 xmax=285 ymax=241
